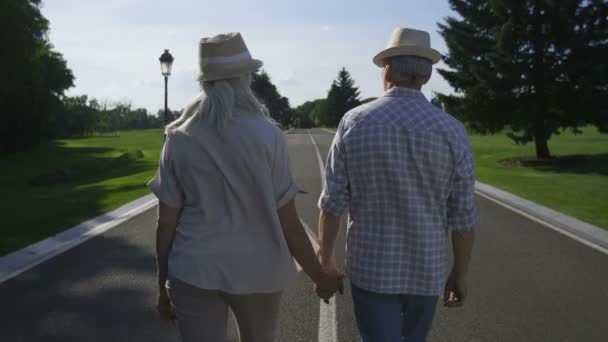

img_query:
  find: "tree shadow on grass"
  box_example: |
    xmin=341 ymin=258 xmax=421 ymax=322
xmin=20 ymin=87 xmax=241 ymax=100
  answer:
xmin=499 ymin=154 xmax=608 ymax=176
xmin=28 ymin=142 xmax=151 ymax=187
xmin=1 ymin=140 xmax=158 ymax=255
xmin=0 ymin=183 xmax=153 ymax=256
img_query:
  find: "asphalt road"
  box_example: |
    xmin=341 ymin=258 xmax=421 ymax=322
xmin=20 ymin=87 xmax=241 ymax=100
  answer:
xmin=1 ymin=128 xmax=607 ymax=341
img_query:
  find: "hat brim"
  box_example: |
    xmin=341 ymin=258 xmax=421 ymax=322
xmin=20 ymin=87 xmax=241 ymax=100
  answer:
xmin=197 ymin=59 xmax=263 ymax=81
xmin=373 ymin=46 xmax=441 ymax=67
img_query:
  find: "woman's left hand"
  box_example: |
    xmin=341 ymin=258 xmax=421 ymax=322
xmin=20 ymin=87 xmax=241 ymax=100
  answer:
xmin=157 ymin=289 xmax=176 ymax=324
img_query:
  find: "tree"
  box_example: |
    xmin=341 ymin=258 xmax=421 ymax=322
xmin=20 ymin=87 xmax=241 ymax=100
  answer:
xmin=58 ymin=96 xmax=166 ymax=137
xmin=0 ymin=0 xmax=74 ymax=153
xmin=294 ymin=100 xmax=323 ymax=128
xmin=310 ymin=100 xmax=327 ymax=127
xmin=157 ymin=109 xmax=181 ymax=126
xmin=293 ymin=99 xmax=328 ymax=127
xmin=59 ymin=96 xmax=97 ymax=137
xmin=430 ymin=93 xmax=444 ymax=110
xmin=360 ymin=97 xmax=378 ymax=105
xmin=320 ymin=68 xmax=361 ymax=127
xmin=438 ymin=0 xmax=608 ymax=159
xmin=251 ymin=71 xmax=295 ymax=128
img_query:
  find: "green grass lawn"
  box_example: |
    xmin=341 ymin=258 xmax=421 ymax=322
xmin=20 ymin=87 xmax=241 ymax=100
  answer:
xmin=0 ymin=130 xmax=164 ymax=256
xmin=471 ymin=127 xmax=608 ymax=229
xmin=1 ymin=127 xmax=606 ymax=256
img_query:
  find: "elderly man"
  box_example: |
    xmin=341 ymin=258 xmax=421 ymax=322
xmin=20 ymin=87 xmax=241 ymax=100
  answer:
xmin=317 ymin=28 xmax=478 ymax=342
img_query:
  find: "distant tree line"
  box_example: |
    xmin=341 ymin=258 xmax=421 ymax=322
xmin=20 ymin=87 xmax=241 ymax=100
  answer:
xmin=0 ymin=0 xmax=178 ymax=154
xmin=57 ymin=96 xmax=176 ymax=138
xmin=4 ymin=0 xmax=606 ymax=161
xmin=253 ymin=68 xmax=367 ymax=129
xmin=294 ymin=68 xmax=377 ymax=129
xmin=251 ymin=71 xmax=296 ymax=128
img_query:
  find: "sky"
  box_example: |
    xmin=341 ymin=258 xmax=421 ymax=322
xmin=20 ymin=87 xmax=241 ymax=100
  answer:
xmin=42 ymin=0 xmax=457 ymax=113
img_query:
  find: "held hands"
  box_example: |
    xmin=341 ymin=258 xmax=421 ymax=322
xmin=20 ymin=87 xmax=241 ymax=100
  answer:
xmin=315 ymin=252 xmax=345 ymax=303
xmin=443 ymin=270 xmax=467 ymax=308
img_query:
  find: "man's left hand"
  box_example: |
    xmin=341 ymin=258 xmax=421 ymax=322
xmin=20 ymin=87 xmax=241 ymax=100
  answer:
xmin=443 ymin=271 xmax=467 ymax=307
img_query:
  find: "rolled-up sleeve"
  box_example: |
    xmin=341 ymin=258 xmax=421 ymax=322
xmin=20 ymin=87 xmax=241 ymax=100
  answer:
xmin=148 ymin=134 xmax=185 ymax=209
xmin=273 ymin=132 xmax=301 ymax=208
xmin=318 ymin=123 xmax=350 ymax=216
xmin=447 ymin=133 xmax=478 ymax=230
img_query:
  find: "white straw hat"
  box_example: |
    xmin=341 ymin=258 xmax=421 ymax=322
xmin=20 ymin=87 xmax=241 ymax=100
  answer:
xmin=373 ymin=28 xmax=441 ymax=67
xmin=197 ymin=32 xmax=263 ymax=81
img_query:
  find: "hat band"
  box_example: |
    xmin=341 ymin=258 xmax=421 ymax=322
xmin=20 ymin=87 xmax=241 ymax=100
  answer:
xmin=202 ymin=50 xmax=252 ymax=65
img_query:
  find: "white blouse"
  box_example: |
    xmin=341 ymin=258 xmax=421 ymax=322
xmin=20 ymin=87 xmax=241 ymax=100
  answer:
xmin=148 ymin=114 xmax=300 ymax=294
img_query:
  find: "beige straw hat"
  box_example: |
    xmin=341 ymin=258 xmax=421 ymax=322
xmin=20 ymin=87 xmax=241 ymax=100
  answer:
xmin=373 ymin=28 xmax=441 ymax=67
xmin=197 ymin=32 xmax=263 ymax=81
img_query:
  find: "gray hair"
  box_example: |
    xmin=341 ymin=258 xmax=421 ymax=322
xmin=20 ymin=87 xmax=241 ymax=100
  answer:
xmin=388 ymin=55 xmax=433 ymax=87
xmin=165 ymin=73 xmax=272 ymax=134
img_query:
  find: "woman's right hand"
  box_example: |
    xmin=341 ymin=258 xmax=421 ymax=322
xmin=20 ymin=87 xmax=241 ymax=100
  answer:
xmin=157 ymin=289 xmax=176 ymax=324
xmin=315 ymin=268 xmax=344 ymax=303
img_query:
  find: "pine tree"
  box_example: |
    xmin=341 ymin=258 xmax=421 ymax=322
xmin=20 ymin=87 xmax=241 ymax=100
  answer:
xmin=251 ymin=71 xmax=295 ymax=128
xmin=321 ymin=68 xmax=361 ymax=127
xmin=438 ymin=0 xmax=608 ymax=159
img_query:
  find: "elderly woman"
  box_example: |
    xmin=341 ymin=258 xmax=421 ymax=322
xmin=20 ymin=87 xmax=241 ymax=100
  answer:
xmin=149 ymin=32 xmax=342 ymax=342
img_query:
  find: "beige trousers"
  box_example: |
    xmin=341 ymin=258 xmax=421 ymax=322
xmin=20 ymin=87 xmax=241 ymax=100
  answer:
xmin=167 ymin=278 xmax=282 ymax=342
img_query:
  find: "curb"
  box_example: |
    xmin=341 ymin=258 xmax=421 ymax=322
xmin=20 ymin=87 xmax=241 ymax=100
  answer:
xmin=2 ymin=180 xmax=606 ymax=284
xmin=0 ymin=194 xmax=158 ymax=284
xmin=475 ymin=181 xmax=608 ymax=255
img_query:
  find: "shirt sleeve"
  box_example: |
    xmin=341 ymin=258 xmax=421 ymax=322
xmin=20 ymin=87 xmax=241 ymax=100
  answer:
xmin=148 ymin=134 xmax=185 ymax=209
xmin=447 ymin=132 xmax=478 ymax=230
xmin=318 ymin=121 xmax=350 ymax=216
xmin=272 ymin=131 xmax=301 ymax=208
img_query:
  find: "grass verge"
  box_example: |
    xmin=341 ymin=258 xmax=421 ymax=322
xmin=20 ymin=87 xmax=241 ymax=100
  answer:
xmin=1 ymin=127 xmax=605 ymax=256
xmin=0 ymin=130 xmax=164 ymax=256
xmin=471 ymin=127 xmax=607 ymax=229
xmin=319 ymin=127 xmax=607 ymax=229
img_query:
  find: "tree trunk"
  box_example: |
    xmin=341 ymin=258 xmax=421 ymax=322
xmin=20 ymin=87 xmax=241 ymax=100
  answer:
xmin=531 ymin=0 xmax=551 ymax=161
xmin=534 ymin=129 xmax=551 ymax=159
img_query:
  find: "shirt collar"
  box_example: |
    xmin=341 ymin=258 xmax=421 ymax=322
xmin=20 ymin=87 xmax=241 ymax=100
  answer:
xmin=384 ymin=86 xmax=426 ymax=100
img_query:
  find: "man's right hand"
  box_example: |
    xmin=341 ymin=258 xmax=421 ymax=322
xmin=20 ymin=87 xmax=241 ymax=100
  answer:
xmin=443 ymin=271 xmax=467 ymax=307
xmin=318 ymin=249 xmax=338 ymax=275
xmin=316 ymin=250 xmax=345 ymax=302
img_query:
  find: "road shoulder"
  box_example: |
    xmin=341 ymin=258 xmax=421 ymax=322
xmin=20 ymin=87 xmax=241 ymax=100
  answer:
xmin=476 ymin=181 xmax=608 ymax=254
xmin=0 ymin=194 xmax=158 ymax=283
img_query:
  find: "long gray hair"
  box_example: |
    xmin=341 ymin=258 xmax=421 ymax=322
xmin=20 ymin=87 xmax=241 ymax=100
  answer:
xmin=165 ymin=73 xmax=271 ymax=133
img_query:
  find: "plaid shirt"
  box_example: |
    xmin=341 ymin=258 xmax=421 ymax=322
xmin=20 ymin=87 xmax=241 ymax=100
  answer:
xmin=319 ymin=87 xmax=478 ymax=296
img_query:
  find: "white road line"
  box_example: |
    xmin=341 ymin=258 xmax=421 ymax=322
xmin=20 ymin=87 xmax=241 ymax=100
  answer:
xmin=0 ymin=195 xmax=158 ymax=284
xmin=476 ymin=190 xmax=608 ymax=255
xmin=309 ymin=132 xmax=328 ymax=189
xmin=308 ymin=131 xmax=338 ymax=342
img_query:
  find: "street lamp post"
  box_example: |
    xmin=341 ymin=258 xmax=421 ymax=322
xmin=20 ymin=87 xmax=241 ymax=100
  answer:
xmin=159 ymin=49 xmax=174 ymax=125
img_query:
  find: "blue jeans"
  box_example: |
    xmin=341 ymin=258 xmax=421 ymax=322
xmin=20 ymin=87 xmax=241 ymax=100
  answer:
xmin=351 ymin=284 xmax=438 ymax=342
